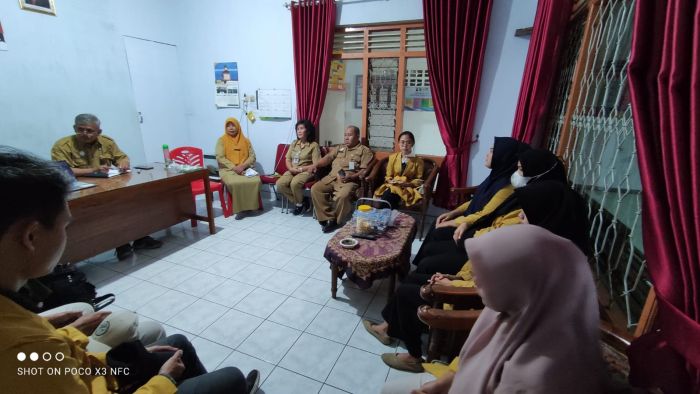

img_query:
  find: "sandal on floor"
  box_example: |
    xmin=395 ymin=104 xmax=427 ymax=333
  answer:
xmin=381 ymin=353 xmax=425 ymax=373
xmin=362 ymin=319 xmax=393 ymax=346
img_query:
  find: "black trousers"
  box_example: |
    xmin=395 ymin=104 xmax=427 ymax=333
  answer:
xmin=148 ymin=334 xmax=247 ymax=394
xmin=414 ymin=240 xmax=468 ymax=276
xmin=413 ymin=221 xmax=458 ymax=264
xmin=382 ymin=272 xmax=432 ymax=358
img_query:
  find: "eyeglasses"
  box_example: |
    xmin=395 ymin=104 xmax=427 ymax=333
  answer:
xmin=75 ymin=126 xmax=99 ymax=135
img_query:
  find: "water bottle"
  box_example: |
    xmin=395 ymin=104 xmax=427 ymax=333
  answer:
xmin=162 ymin=144 xmax=171 ymax=168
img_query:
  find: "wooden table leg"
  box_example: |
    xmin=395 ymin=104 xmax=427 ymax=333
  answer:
xmin=331 ymin=265 xmax=338 ymax=299
xmin=202 ymin=174 xmax=216 ymax=234
xmin=387 ymin=272 xmax=396 ymax=299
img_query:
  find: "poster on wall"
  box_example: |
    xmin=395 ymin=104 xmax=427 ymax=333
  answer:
xmin=214 ymin=62 xmax=240 ymax=109
xmin=0 ymin=19 xmax=7 ymax=51
xmin=328 ymin=60 xmax=346 ymax=90
xmin=404 ymin=87 xmax=434 ymax=111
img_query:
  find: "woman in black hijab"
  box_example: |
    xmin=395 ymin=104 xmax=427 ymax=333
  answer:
xmin=511 ymin=148 xmax=568 ymax=187
xmin=365 ymin=180 xmax=591 ymax=372
xmin=416 ymin=137 xmax=529 ymax=254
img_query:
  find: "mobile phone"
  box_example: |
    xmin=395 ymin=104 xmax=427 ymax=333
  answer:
xmin=134 ymin=165 xmax=154 ymax=170
xmin=338 ymin=169 xmax=346 ymax=177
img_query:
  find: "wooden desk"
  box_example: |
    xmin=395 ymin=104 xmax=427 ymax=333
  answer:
xmin=61 ymin=164 xmax=215 ymax=263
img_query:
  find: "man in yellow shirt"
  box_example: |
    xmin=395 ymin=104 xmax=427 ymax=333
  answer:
xmin=0 ymin=146 xmax=259 ymax=393
xmin=51 ymin=114 xmax=162 ymax=261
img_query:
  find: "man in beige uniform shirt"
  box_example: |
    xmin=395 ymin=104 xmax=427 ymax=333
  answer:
xmin=51 ymin=113 xmax=163 ymax=260
xmin=310 ymin=125 xmax=373 ymax=233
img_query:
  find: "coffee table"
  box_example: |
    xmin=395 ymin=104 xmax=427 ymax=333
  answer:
xmin=323 ymin=212 xmax=417 ymax=298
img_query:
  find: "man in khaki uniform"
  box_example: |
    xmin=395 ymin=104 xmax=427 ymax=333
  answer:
xmin=311 ymin=125 xmax=373 ymax=233
xmin=51 ymin=113 xmax=162 ymax=260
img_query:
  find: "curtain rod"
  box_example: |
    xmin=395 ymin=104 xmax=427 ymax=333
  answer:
xmin=284 ymin=0 xmax=384 ymax=10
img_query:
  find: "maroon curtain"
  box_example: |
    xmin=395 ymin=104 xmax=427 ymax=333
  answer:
xmin=510 ymin=0 xmax=574 ymax=146
xmin=627 ymin=1 xmax=700 ymax=392
xmin=424 ymin=0 xmax=493 ymax=208
xmin=291 ymin=0 xmax=336 ymax=136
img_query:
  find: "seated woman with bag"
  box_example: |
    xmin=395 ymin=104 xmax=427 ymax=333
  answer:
xmin=373 ymin=131 xmax=424 ymax=209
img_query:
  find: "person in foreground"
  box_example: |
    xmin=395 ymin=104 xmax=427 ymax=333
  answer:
xmin=51 ymin=113 xmax=163 ymax=260
xmin=310 ymin=125 xmax=373 ymax=232
xmin=0 ymin=147 xmax=259 ymax=394
xmin=275 ymin=119 xmax=321 ymax=215
xmin=216 ymin=117 xmax=262 ymax=220
xmin=383 ymin=225 xmax=604 ymax=394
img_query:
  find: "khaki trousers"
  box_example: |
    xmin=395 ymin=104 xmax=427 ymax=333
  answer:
xmin=310 ymin=176 xmax=358 ymax=223
xmin=276 ymin=171 xmax=313 ymax=204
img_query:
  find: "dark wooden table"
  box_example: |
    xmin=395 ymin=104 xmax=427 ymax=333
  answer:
xmin=61 ymin=164 xmax=215 ymax=263
xmin=324 ymin=213 xmax=416 ymax=299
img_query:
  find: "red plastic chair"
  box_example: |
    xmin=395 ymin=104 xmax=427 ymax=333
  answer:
xmin=259 ymin=143 xmax=290 ymax=200
xmin=170 ymin=146 xmax=230 ymax=225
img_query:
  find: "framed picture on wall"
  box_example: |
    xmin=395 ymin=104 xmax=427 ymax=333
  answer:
xmin=0 ymin=19 xmax=7 ymax=51
xmin=354 ymin=75 xmax=363 ymax=109
xmin=19 ymin=0 xmax=57 ymax=16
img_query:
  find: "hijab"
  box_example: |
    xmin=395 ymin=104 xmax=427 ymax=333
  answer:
xmin=465 ymin=137 xmax=530 ymax=215
xmin=518 ymin=148 xmax=568 ymax=184
xmin=449 ymin=225 xmax=604 ymax=394
xmin=221 ymin=117 xmax=250 ymax=165
xmin=515 ymin=180 xmax=591 ymax=255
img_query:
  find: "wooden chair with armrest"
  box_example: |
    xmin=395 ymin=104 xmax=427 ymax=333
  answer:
xmin=365 ymin=153 xmax=443 ymax=239
xmin=417 ymin=282 xmax=661 ymax=392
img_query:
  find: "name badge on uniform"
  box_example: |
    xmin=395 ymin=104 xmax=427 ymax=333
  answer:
xmin=79 ymin=151 xmax=85 ymax=157
xmin=348 ymin=161 xmax=356 ymax=170
xmin=292 ymin=152 xmax=300 ymax=165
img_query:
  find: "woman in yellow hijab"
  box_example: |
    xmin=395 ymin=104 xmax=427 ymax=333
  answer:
xmin=215 ymin=117 xmax=261 ymax=219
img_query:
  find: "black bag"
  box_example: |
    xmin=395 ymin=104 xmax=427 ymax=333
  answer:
xmin=21 ymin=265 xmax=115 ymax=313
xmin=106 ymin=340 xmax=172 ymax=393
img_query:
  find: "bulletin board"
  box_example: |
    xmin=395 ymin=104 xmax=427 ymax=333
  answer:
xmin=256 ymin=89 xmax=292 ymax=119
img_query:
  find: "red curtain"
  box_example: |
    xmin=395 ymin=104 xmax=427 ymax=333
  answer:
xmin=511 ymin=0 xmax=574 ymax=146
xmin=291 ymin=0 xmax=336 ymax=136
xmin=627 ymin=0 xmax=700 ymax=392
xmin=424 ymin=0 xmax=494 ymax=208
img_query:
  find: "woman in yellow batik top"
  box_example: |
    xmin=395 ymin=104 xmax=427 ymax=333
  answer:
xmin=215 ymin=117 xmax=261 ymax=219
xmin=373 ymin=131 xmax=424 ymax=209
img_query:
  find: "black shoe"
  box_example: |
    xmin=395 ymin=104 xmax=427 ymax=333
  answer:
xmin=292 ymin=204 xmax=304 ymax=216
xmin=302 ymin=197 xmax=312 ymax=213
xmin=319 ymin=220 xmax=328 ymax=227
xmin=115 ymin=244 xmax=133 ymax=261
xmin=322 ymin=220 xmax=339 ymax=233
xmin=132 ymin=236 xmax=163 ymax=250
xmin=246 ymin=369 xmax=260 ymax=394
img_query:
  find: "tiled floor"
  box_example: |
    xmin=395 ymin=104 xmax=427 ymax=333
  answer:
xmin=79 ymin=200 xmax=426 ymax=394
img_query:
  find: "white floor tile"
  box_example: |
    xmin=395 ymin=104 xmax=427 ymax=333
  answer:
xmin=279 ymin=333 xmax=344 ymax=382
xmin=363 ymin=295 xmax=388 ymax=322
xmin=137 ymin=241 xmax=186 ymax=259
xmin=202 ymin=239 xmax=246 ymax=257
xmin=229 ymin=230 xmax=260 ymax=244
xmin=202 ymin=279 xmax=255 ymax=308
xmin=127 ymin=260 xmax=175 ymax=281
xmin=211 ymin=227 xmax=243 ymax=240
xmin=205 ymin=257 xmax=250 ymax=279
xmin=326 ymin=347 xmax=390 ymax=394
xmin=161 ymin=324 xmax=196 ymax=341
xmin=175 ymin=250 xmax=226 ymax=270
xmin=167 ymin=299 xmax=229 ymax=334
xmin=200 ymin=309 xmax=263 ymax=349
xmin=319 ymin=385 xmax=351 ymax=394
xmin=259 ymin=270 xmax=306 ymax=295
xmin=305 ymin=307 xmax=360 ymax=344
xmin=232 ymin=264 xmax=277 ymax=287
xmin=187 ymin=235 xmax=225 ymax=251
xmin=261 ymin=367 xmax=323 ymax=394
xmin=176 ymin=271 xmax=227 ymax=297
xmin=268 ymin=297 xmax=323 ymax=331
xmin=235 ymin=244 xmax=271 ymax=261
xmin=190 ymin=336 xmax=233 ymax=371
xmin=256 ymin=250 xmax=296 ymax=269
xmin=160 ymin=246 xmax=201 ymax=264
xmin=298 ymin=242 xmax=328 ymax=260
xmin=136 ymin=289 xmax=197 ymax=323
xmin=291 ymin=277 xmax=332 ymax=306
xmin=310 ymin=262 xmax=333 ymax=282
xmin=237 ymin=321 xmax=301 ymax=364
xmin=218 ymin=351 xmax=276 ymax=385
xmin=113 ymin=282 xmax=169 ymax=311
xmin=149 ymin=263 xmax=200 ymax=288
xmin=96 ymin=275 xmax=143 ymax=296
xmin=282 ymin=255 xmax=325 ymax=276
xmin=234 ymin=287 xmax=287 ymax=319
xmin=325 ymin=286 xmax=374 ymax=316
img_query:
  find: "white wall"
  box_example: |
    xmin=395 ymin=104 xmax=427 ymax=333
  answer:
xmin=0 ymin=0 xmax=146 ymax=163
xmin=337 ymin=0 xmax=423 ymax=25
xmin=467 ymin=0 xmax=538 ymax=184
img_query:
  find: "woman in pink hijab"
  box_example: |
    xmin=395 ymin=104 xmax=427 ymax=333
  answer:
xmin=388 ymin=224 xmax=604 ymax=394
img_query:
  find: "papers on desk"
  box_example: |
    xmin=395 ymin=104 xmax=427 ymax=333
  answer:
xmin=106 ymin=168 xmax=126 ymax=177
xmin=244 ymin=168 xmax=259 ymax=177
